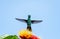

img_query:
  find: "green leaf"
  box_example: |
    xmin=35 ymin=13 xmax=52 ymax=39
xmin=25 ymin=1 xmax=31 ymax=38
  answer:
xmin=3 ymin=35 xmax=19 ymax=39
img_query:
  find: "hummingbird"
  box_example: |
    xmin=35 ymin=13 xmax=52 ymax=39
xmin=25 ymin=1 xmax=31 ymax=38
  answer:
xmin=16 ymin=15 xmax=42 ymax=31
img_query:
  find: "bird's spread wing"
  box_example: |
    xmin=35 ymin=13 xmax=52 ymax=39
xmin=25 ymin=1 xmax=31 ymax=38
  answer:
xmin=16 ymin=18 xmax=27 ymax=23
xmin=31 ymin=20 xmax=42 ymax=24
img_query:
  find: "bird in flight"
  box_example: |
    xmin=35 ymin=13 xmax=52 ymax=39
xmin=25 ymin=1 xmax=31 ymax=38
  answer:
xmin=16 ymin=15 xmax=42 ymax=31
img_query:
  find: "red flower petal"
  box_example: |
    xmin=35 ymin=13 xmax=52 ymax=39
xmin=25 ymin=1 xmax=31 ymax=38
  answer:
xmin=31 ymin=35 xmax=40 ymax=39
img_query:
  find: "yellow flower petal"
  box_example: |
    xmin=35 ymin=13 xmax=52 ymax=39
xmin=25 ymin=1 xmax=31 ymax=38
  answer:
xmin=18 ymin=29 xmax=32 ymax=38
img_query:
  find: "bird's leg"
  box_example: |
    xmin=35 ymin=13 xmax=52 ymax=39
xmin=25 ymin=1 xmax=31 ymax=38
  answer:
xmin=27 ymin=26 xmax=32 ymax=31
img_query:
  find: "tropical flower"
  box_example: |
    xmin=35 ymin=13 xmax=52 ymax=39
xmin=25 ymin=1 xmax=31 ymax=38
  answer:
xmin=18 ymin=29 xmax=40 ymax=39
xmin=19 ymin=29 xmax=32 ymax=39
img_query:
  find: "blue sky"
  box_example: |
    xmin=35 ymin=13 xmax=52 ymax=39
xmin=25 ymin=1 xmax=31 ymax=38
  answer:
xmin=0 ymin=0 xmax=60 ymax=39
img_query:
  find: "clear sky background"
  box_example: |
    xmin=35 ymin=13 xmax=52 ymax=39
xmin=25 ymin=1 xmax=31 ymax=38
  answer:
xmin=0 ymin=0 xmax=60 ymax=39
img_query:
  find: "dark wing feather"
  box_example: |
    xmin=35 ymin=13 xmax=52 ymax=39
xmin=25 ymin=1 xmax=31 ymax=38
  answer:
xmin=31 ymin=20 xmax=43 ymax=24
xmin=16 ymin=18 xmax=27 ymax=23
